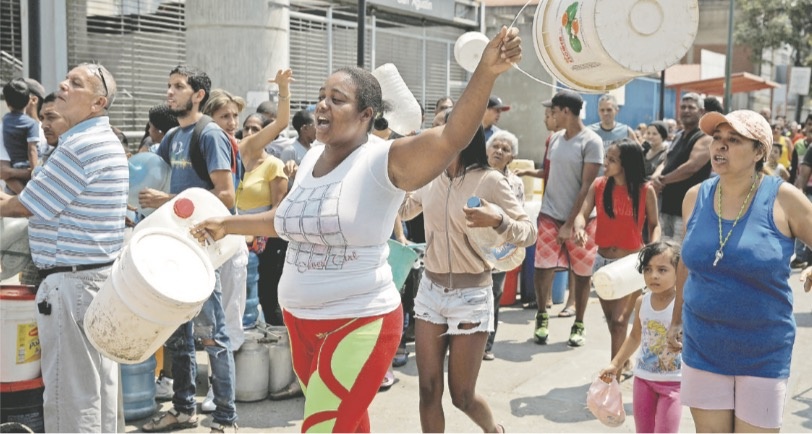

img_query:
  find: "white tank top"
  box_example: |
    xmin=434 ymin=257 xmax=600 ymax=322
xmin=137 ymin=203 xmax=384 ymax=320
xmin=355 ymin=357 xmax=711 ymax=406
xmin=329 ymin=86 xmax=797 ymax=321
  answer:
xmin=634 ymin=292 xmax=682 ymax=382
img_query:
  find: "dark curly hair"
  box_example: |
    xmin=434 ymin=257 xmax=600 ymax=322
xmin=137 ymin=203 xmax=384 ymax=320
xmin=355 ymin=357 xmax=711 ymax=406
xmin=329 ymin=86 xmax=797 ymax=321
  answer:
xmin=637 ymin=240 xmax=681 ymax=273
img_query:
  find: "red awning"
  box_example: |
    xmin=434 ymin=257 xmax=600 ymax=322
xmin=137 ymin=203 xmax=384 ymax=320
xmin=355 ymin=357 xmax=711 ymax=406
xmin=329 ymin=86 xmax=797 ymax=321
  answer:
xmin=666 ymin=72 xmax=780 ymax=113
xmin=667 ymin=72 xmax=780 ymax=96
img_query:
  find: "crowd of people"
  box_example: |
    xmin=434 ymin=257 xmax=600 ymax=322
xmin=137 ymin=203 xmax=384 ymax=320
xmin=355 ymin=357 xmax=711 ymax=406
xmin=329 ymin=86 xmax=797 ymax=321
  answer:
xmin=1 ymin=22 xmax=812 ymax=434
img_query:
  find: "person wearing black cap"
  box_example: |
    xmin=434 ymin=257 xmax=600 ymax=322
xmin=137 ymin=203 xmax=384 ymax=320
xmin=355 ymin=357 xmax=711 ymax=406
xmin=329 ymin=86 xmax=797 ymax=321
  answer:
xmin=532 ymin=89 xmax=603 ymax=347
xmin=483 ymin=96 xmax=510 ymax=142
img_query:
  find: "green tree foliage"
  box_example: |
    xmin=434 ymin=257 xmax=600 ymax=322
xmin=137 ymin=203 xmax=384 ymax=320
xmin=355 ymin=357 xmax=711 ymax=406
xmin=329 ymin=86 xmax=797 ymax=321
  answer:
xmin=734 ymin=0 xmax=812 ymax=66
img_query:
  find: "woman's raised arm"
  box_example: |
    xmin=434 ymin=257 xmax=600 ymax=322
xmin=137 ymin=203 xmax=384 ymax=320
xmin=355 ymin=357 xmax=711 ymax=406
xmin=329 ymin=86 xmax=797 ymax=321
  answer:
xmin=239 ymin=69 xmax=293 ymax=157
xmin=387 ymin=27 xmax=522 ymax=192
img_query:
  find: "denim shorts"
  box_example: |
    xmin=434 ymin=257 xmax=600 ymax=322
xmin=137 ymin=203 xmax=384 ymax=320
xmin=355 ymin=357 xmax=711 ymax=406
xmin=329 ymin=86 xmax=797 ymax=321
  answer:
xmin=413 ymin=276 xmax=493 ymax=335
xmin=592 ymin=252 xmax=620 ymax=275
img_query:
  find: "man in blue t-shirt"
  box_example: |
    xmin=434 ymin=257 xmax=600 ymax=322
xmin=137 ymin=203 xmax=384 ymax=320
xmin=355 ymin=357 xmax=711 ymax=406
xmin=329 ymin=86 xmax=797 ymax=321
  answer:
xmin=1 ymin=78 xmax=40 ymax=193
xmin=139 ymin=66 xmax=238 ymax=433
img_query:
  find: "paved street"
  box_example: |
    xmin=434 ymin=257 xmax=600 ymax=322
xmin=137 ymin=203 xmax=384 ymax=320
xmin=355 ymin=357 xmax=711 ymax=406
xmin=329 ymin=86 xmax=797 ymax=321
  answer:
xmin=125 ymin=269 xmax=812 ymax=433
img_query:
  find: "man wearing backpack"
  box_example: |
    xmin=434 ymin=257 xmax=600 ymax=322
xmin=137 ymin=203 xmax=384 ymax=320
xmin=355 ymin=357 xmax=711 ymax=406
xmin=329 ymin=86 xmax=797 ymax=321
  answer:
xmin=139 ymin=65 xmax=238 ymax=433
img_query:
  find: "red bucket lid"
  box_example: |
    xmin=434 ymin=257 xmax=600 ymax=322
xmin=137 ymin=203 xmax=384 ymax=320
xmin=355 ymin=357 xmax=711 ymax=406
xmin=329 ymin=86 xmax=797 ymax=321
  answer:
xmin=0 ymin=285 xmax=36 ymax=301
xmin=0 ymin=377 xmax=44 ymax=393
xmin=173 ymin=198 xmax=195 ymax=219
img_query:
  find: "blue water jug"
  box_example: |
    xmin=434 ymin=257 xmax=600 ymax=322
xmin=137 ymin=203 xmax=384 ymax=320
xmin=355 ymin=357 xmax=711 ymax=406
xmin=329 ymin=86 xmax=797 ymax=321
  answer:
xmin=121 ymin=354 xmax=157 ymax=422
xmin=552 ymin=270 xmax=568 ymax=305
xmin=243 ymin=251 xmax=260 ymax=328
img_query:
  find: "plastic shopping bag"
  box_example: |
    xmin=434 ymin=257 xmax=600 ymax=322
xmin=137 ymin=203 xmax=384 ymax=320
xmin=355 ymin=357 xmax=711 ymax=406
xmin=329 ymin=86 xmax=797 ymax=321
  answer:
xmin=586 ymin=376 xmax=625 ymax=427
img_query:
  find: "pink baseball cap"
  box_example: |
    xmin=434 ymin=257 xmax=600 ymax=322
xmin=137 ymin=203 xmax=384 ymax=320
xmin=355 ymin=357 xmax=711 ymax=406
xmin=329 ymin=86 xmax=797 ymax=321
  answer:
xmin=699 ymin=110 xmax=773 ymax=148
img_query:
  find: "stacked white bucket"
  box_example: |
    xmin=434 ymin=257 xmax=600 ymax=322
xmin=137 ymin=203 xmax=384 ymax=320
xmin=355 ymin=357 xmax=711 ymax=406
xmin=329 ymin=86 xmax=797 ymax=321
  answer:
xmin=532 ymin=0 xmax=699 ymax=92
xmin=85 ymin=188 xmax=243 ymax=364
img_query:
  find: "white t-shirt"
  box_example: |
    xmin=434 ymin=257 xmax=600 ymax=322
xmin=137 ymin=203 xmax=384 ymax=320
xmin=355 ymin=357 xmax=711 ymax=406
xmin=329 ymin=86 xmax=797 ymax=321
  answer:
xmin=274 ymin=135 xmax=404 ymax=319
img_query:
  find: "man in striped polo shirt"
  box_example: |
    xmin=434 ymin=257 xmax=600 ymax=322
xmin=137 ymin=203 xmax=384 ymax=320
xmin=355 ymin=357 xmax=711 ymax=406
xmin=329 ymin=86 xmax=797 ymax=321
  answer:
xmin=0 ymin=63 xmax=128 ymax=433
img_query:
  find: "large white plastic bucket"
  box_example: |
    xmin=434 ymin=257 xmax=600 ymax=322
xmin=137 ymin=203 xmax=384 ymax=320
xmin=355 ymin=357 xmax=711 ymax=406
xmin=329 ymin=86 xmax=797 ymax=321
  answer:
xmin=533 ymin=0 xmax=699 ymax=92
xmin=133 ymin=188 xmax=243 ymax=269
xmin=0 ymin=285 xmax=40 ymax=382
xmin=85 ymin=228 xmax=215 ymax=364
xmin=592 ymin=253 xmax=645 ymax=300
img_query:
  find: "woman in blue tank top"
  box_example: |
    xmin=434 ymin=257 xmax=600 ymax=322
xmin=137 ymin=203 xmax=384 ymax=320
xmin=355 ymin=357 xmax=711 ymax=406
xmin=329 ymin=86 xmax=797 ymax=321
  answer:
xmin=666 ymin=110 xmax=812 ymax=432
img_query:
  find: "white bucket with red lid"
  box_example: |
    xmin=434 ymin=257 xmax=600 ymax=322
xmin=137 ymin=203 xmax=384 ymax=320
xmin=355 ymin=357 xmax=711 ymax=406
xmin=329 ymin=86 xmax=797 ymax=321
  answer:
xmin=85 ymin=228 xmax=215 ymax=364
xmin=133 ymin=188 xmax=243 ymax=269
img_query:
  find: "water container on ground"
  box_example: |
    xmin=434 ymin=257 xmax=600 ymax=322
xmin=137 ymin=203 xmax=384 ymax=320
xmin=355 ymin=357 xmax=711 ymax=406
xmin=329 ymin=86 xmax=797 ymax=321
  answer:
xmin=0 ymin=377 xmax=44 ymax=433
xmin=501 ymin=267 xmax=521 ymax=307
xmin=259 ymin=324 xmax=296 ymax=394
xmin=121 ymin=355 xmax=157 ymax=422
xmin=85 ymin=228 xmax=215 ymax=364
xmin=552 ymin=270 xmax=568 ymax=305
xmin=533 ymin=0 xmax=698 ymax=92
xmin=243 ymin=251 xmax=260 ymax=329
xmin=1 ymin=285 xmax=40 ymax=382
xmin=234 ymin=330 xmax=270 ymax=402
xmin=520 ymin=246 xmax=536 ymax=303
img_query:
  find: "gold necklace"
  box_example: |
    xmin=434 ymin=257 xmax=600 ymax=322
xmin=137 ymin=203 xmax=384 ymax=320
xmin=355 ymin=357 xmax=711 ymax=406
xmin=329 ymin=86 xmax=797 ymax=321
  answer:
xmin=714 ymin=174 xmax=759 ymax=267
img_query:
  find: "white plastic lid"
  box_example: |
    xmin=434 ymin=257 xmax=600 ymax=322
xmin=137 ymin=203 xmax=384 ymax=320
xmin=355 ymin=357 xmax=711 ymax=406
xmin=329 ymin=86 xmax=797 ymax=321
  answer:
xmin=595 ymin=0 xmax=699 ymax=73
xmin=454 ymin=32 xmax=489 ymax=73
xmin=130 ymin=229 xmax=214 ymax=304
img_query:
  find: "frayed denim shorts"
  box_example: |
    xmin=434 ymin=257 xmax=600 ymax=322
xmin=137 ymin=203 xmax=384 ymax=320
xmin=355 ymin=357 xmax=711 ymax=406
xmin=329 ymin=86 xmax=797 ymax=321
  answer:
xmin=413 ymin=276 xmax=493 ymax=335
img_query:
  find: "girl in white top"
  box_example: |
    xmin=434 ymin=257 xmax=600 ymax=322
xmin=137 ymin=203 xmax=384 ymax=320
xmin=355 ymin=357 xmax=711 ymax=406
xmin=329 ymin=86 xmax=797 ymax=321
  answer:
xmin=600 ymin=240 xmax=682 ymax=433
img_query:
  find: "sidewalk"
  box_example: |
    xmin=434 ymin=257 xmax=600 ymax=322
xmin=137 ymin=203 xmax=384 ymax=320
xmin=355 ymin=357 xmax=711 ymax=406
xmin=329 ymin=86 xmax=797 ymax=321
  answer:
xmin=127 ymin=270 xmax=812 ymax=432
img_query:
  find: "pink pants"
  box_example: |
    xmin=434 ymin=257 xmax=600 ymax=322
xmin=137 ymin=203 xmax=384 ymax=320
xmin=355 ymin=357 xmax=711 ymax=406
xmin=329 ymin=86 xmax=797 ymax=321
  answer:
xmin=633 ymin=377 xmax=682 ymax=433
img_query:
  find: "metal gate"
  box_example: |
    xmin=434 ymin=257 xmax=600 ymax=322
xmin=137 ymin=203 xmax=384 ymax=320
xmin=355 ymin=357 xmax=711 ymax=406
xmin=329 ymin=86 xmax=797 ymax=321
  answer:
xmin=289 ymin=1 xmax=470 ymax=128
xmin=65 ymin=0 xmax=186 ymax=133
xmin=0 ymin=0 xmax=23 ymax=86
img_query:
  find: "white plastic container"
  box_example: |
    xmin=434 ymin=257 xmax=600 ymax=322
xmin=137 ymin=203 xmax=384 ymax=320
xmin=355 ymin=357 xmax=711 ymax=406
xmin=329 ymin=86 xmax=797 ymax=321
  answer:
xmin=465 ymin=198 xmax=526 ymax=272
xmin=84 ymin=228 xmax=215 ymax=364
xmin=0 ymin=285 xmax=40 ymax=382
xmin=454 ymin=32 xmax=489 ymax=73
xmin=371 ymin=64 xmax=422 ymax=136
xmin=133 ymin=188 xmax=243 ymax=269
xmin=533 ymin=0 xmax=698 ymax=92
xmin=592 ymin=253 xmax=645 ymax=300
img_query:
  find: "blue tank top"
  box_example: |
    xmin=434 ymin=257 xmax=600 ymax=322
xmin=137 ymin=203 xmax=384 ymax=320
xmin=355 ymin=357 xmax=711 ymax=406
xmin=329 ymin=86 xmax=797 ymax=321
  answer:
xmin=682 ymin=175 xmax=795 ymax=378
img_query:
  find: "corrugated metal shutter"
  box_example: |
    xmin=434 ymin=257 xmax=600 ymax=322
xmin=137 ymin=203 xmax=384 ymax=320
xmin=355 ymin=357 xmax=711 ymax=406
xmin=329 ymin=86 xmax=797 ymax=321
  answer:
xmin=65 ymin=0 xmax=186 ymax=133
xmin=289 ymin=1 xmax=468 ymax=129
xmin=0 ymin=0 xmax=23 ymax=86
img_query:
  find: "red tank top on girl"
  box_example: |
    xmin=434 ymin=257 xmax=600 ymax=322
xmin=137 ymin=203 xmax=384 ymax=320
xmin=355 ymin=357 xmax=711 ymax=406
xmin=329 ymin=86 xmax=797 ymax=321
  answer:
xmin=594 ymin=177 xmax=647 ymax=250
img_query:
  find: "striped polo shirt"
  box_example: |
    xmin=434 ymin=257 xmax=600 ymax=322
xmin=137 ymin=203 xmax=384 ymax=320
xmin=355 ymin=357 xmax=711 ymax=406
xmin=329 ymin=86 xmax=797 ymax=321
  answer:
xmin=18 ymin=116 xmax=128 ymax=269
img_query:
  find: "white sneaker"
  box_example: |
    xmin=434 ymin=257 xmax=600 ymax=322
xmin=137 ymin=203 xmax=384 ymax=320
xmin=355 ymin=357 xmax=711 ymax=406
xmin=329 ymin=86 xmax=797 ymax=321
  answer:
xmin=155 ymin=374 xmax=174 ymax=401
xmin=201 ymin=386 xmax=215 ymax=413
